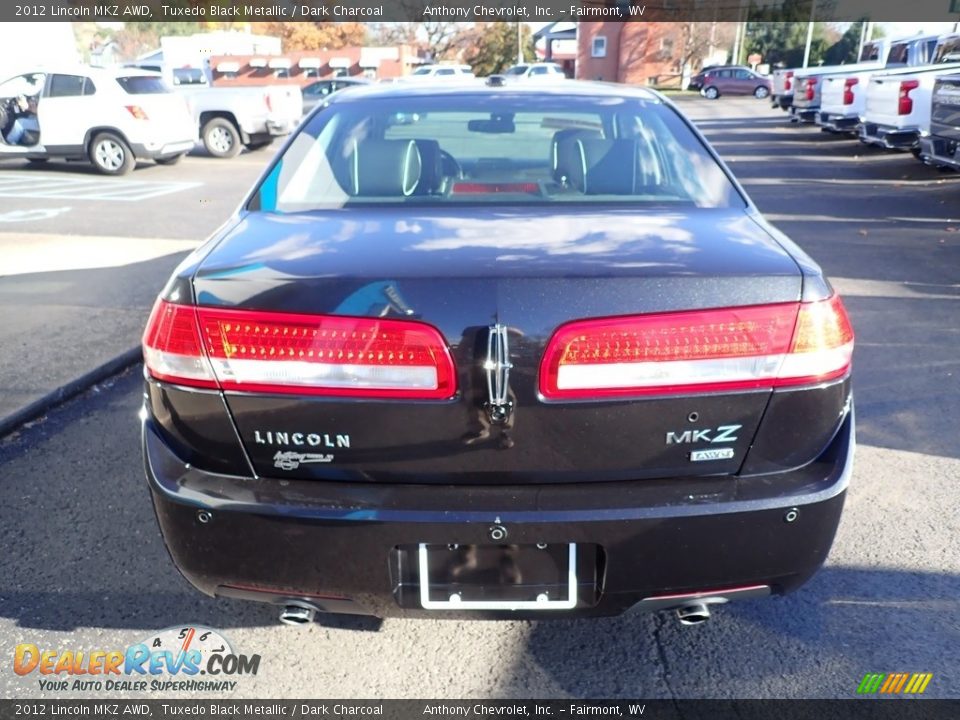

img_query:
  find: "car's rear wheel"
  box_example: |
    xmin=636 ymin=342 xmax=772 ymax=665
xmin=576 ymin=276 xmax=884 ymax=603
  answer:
xmin=754 ymin=86 xmax=770 ymax=99
xmin=202 ymin=117 xmax=242 ymax=159
xmin=703 ymin=86 xmax=719 ymax=100
xmin=155 ymin=153 xmax=186 ymax=166
xmin=89 ymin=132 xmax=134 ymax=176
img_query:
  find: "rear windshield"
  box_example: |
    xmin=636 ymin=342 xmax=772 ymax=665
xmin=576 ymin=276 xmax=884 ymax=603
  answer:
xmin=115 ymin=76 xmax=172 ymax=94
xmin=935 ymin=36 xmax=960 ymax=63
xmin=887 ymin=43 xmax=910 ymax=65
xmin=251 ymin=95 xmax=742 ymax=211
xmin=860 ymin=42 xmax=882 ymax=62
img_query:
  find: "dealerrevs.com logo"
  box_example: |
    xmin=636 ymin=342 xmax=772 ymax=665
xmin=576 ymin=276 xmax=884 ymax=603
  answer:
xmin=14 ymin=626 xmax=260 ymax=693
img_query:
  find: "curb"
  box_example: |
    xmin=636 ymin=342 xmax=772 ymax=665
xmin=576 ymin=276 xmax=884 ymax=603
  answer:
xmin=0 ymin=346 xmax=142 ymax=439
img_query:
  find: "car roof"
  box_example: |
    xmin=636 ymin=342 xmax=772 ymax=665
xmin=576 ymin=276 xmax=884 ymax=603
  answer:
xmin=4 ymin=64 xmax=162 ymax=80
xmin=326 ymin=79 xmax=661 ymax=103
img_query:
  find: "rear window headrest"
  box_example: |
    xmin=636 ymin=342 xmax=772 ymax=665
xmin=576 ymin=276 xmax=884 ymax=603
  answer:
xmin=556 ymin=138 xmax=638 ymax=195
xmin=550 ymin=128 xmax=603 ymax=180
xmin=348 ymin=139 xmax=422 ymax=197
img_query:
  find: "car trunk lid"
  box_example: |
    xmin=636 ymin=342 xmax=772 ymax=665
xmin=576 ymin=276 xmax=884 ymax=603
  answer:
xmin=191 ymin=207 xmax=804 ymax=483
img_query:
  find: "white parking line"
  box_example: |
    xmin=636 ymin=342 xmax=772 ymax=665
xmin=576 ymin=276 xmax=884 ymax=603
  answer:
xmin=0 ymin=173 xmax=201 ymax=202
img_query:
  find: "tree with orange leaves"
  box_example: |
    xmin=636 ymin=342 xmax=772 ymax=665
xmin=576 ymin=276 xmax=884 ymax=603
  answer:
xmin=252 ymin=22 xmax=367 ymax=51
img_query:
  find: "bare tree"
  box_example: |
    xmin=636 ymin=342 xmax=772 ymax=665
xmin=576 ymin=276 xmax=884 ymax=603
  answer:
xmin=422 ymin=22 xmax=471 ymax=61
xmin=676 ymin=22 xmax=735 ymax=78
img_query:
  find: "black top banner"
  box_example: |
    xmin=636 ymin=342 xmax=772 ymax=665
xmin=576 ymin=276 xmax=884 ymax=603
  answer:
xmin=2 ymin=700 xmax=960 ymax=720
xmin=4 ymin=0 xmax=960 ymax=22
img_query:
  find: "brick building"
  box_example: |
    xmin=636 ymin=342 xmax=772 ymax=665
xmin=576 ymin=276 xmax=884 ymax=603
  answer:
xmin=208 ymin=46 xmax=423 ymax=87
xmin=576 ymin=22 xmax=727 ymax=88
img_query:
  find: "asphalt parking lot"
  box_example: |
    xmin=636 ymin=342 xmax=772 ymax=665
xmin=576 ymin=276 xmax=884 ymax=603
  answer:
xmin=1 ymin=96 xmax=959 ymax=699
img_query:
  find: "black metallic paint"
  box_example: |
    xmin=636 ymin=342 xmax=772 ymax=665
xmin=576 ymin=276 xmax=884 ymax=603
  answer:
xmin=142 ymin=83 xmax=854 ymax=618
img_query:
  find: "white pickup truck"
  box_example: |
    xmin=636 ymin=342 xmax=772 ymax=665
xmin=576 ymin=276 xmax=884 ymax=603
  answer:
xmin=819 ymin=34 xmax=953 ymax=136
xmin=178 ymin=85 xmax=302 ymax=158
xmin=770 ymin=38 xmax=889 ymax=112
xmin=127 ymin=62 xmax=302 ymax=158
xmin=771 ymin=69 xmax=795 ymax=110
xmin=859 ymin=35 xmax=960 ymax=151
xmin=792 ymin=34 xmax=938 ymax=124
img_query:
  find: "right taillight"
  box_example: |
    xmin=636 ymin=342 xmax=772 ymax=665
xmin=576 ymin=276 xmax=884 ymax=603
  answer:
xmin=143 ymin=300 xmax=457 ymax=399
xmin=785 ymin=71 xmax=793 ymax=92
xmin=805 ymin=77 xmax=818 ymax=101
xmin=898 ymin=79 xmax=919 ymax=115
xmin=538 ymin=295 xmax=853 ymax=400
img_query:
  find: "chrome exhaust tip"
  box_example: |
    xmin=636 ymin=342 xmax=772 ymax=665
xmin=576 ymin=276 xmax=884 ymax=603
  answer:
xmin=279 ymin=603 xmax=316 ymax=626
xmin=676 ymin=602 xmax=711 ymax=626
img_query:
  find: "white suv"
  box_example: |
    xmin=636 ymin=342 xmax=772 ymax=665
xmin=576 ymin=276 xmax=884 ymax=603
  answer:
xmin=0 ymin=66 xmax=197 ymax=175
xmin=406 ymin=65 xmax=475 ymax=80
xmin=502 ymin=63 xmax=568 ymax=82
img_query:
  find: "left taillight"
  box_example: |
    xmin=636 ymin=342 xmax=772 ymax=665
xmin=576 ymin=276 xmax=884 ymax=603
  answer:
xmin=142 ymin=300 xmax=218 ymax=388
xmin=538 ymin=296 xmax=854 ymax=400
xmin=125 ymin=105 xmax=149 ymax=120
xmin=898 ymin=79 xmax=919 ymax=115
xmin=143 ymin=300 xmax=457 ymax=399
xmin=843 ymin=77 xmax=859 ymax=105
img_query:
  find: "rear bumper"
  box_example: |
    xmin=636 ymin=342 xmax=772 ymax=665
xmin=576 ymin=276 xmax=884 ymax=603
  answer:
xmin=918 ymin=135 xmax=960 ymax=168
xmin=240 ymin=115 xmax=299 ymax=138
xmin=130 ymin=138 xmax=196 ymax=159
xmin=816 ymin=112 xmax=860 ymax=133
xmin=859 ymin=122 xmax=920 ymax=150
xmin=144 ymin=407 xmax=854 ymax=619
xmin=790 ymin=105 xmax=819 ymax=123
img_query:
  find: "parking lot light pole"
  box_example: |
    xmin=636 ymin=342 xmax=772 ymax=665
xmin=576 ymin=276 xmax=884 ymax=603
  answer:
xmin=802 ymin=0 xmax=817 ymax=68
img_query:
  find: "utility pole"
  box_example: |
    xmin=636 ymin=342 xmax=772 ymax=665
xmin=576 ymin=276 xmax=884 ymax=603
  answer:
xmin=732 ymin=21 xmax=742 ymax=65
xmin=802 ymin=0 xmax=817 ymax=68
xmin=517 ymin=22 xmax=523 ymax=65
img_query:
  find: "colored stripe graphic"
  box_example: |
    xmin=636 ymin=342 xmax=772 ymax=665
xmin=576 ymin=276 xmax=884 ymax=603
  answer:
xmin=857 ymin=673 xmax=886 ymax=694
xmin=857 ymin=673 xmax=932 ymax=694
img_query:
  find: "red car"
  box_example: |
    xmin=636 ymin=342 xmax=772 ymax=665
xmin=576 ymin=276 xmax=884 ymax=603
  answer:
xmin=698 ymin=67 xmax=772 ymax=100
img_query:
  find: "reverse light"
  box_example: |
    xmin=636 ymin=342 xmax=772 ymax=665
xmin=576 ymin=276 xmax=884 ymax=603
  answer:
xmin=898 ymin=79 xmax=919 ymax=115
xmin=125 ymin=105 xmax=149 ymax=120
xmin=143 ymin=300 xmax=456 ymax=399
xmin=538 ymin=296 xmax=854 ymax=400
xmin=843 ymin=77 xmax=859 ymax=105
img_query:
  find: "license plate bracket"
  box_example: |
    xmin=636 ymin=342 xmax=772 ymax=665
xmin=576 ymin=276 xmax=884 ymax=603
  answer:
xmin=418 ymin=543 xmax=577 ymax=610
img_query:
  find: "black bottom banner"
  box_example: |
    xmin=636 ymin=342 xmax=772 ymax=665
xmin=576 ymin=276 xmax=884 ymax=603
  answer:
xmin=1 ymin=700 xmax=959 ymax=720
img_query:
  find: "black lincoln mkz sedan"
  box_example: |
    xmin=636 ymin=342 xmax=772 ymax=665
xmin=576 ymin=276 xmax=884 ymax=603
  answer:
xmin=142 ymin=81 xmax=854 ymax=624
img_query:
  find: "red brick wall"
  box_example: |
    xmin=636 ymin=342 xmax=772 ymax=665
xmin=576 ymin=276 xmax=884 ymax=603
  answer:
xmin=577 ymin=23 xmax=685 ymax=87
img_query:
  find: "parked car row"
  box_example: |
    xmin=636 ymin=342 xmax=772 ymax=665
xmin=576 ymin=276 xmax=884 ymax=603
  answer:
xmin=772 ymin=31 xmax=960 ymax=171
xmin=0 ymin=64 xmax=302 ymax=174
